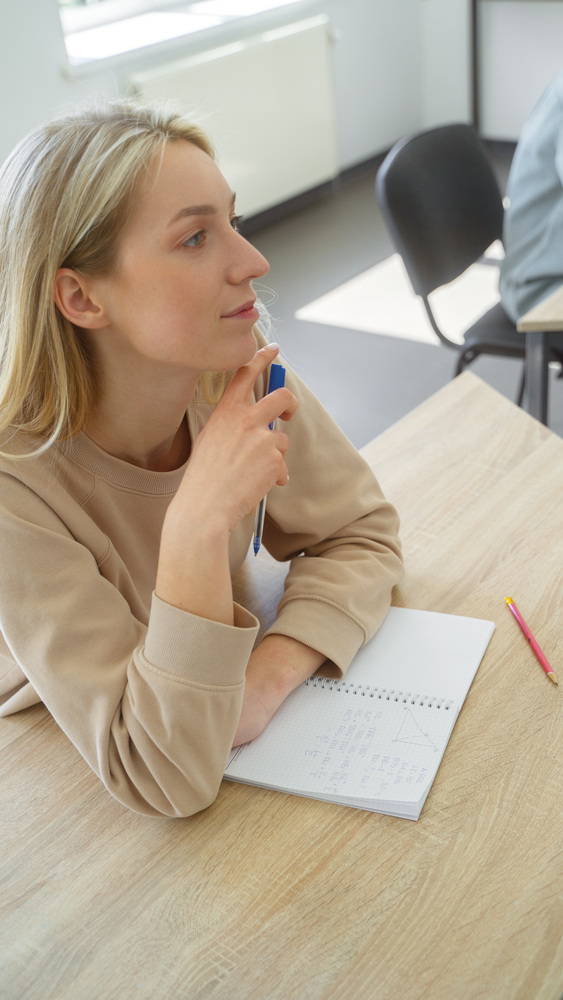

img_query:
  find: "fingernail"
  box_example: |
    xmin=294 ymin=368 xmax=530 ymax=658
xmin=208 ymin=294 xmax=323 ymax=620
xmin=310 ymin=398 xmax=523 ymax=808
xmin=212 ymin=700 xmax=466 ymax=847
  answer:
xmin=260 ymin=342 xmax=279 ymax=352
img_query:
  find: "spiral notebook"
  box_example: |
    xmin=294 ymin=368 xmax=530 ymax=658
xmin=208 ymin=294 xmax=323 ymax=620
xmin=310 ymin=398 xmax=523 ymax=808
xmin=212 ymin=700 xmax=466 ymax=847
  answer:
xmin=225 ymin=607 xmax=495 ymax=820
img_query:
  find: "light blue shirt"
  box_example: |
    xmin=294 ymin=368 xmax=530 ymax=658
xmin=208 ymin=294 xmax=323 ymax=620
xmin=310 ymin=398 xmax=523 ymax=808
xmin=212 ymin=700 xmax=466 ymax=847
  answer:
xmin=500 ymin=70 xmax=563 ymax=322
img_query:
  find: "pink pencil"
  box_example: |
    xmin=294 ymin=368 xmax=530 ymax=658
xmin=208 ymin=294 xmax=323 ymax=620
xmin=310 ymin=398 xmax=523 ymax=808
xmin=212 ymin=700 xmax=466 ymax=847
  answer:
xmin=505 ymin=597 xmax=558 ymax=685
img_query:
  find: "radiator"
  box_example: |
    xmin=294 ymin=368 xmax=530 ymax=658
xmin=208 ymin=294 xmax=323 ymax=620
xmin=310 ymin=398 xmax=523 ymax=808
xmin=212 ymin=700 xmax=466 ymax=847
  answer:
xmin=128 ymin=15 xmax=338 ymax=217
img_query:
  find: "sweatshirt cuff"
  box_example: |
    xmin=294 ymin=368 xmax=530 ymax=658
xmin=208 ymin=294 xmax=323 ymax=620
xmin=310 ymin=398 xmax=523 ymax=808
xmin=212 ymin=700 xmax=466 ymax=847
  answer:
xmin=263 ymin=597 xmax=366 ymax=675
xmin=144 ymin=592 xmax=259 ymax=686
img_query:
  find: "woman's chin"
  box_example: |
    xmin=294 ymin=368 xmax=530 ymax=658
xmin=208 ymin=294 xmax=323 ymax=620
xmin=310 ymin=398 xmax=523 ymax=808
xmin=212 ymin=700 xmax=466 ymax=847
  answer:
xmin=219 ymin=331 xmax=262 ymax=371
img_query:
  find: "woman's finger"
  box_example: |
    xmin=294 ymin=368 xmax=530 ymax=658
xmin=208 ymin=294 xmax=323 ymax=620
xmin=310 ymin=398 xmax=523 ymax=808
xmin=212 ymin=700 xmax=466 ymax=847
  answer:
xmin=254 ymin=387 xmax=298 ymax=426
xmin=270 ymin=429 xmax=290 ymax=457
xmin=275 ymin=463 xmax=290 ymax=487
xmin=223 ymin=342 xmax=280 ymax=403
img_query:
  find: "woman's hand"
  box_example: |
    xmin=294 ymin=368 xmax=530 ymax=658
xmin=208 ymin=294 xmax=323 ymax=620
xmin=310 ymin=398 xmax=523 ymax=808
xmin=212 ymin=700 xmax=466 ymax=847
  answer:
xmin=156 ymin=344 xmax=298 ymax=626
xmin=172 ymin=343 xmax=297 ymax=533
xmin=232 ymin=634 xmax=327 ymax=746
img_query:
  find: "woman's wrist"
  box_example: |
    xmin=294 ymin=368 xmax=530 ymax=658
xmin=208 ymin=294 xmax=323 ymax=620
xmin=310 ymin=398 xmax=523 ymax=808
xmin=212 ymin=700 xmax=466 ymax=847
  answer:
xmin=162 ymin=496 xmax=232 ymax=546
xmin=156 ymin=511 xmax=234 ymax=625
xmin=232 ymin=635 xmax=327 ymax=746
xmin=247 ymin=634 xmax=326 ymax=700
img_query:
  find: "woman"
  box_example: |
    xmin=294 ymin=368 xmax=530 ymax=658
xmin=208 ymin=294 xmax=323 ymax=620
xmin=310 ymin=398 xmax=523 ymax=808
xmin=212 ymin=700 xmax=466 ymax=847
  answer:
xmin=0 ymin=100 xmax=403 ymax=817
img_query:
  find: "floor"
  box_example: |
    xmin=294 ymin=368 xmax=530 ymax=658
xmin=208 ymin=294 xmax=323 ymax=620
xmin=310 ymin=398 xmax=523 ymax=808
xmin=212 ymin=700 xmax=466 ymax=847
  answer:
xmin=247 ymin=146 xmax=563 ymax=449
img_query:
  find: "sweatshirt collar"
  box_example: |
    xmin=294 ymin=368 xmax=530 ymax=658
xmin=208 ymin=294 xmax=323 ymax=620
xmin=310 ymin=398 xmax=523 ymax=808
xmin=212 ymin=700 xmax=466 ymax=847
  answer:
xmin=60 ymin=430 xmax=190 ymax=495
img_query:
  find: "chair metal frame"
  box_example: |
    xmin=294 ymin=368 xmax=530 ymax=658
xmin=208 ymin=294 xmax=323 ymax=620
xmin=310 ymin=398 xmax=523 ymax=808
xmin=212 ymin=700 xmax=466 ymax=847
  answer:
xmin=375 ymin=123 xmax=563 ymax=407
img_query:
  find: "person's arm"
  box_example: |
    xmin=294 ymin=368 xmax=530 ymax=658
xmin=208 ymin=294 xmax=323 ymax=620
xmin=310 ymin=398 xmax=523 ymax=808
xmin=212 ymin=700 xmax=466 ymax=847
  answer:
xmin=0 ymin=345 xmax=298 ymax=817
xmin=234 ymin=345 xmax=404 ymax=744
xmin=233 ymin=634 xmax=326 ymax=745
xmin=0 ymin=472 xmax=260 ymax=816
xmin=155 ymin=345 xmax=296 ymax=622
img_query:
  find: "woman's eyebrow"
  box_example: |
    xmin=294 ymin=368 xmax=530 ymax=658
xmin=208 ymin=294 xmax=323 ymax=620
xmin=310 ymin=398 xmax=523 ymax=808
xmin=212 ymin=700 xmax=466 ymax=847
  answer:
xmin=167 ymin=192 xmax=236 ymax=228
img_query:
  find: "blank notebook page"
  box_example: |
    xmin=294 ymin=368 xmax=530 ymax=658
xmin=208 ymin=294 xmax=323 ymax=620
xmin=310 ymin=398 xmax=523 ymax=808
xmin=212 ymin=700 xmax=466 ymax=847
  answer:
xmin=343 ymin=607 xmax=495 ymax=704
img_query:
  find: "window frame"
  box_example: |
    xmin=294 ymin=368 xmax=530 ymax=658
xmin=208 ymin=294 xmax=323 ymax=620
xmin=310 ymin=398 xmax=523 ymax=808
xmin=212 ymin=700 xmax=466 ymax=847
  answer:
xmin=58 ymin=0 xmax=304 ymax=36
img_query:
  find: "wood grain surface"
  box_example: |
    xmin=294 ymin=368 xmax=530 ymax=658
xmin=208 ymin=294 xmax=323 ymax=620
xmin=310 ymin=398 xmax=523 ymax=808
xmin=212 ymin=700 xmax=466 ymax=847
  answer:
xmin=2 ymin=372 xmax=563 ymax=1000
xmin=518 ymin=283 xmax=563 ymax=332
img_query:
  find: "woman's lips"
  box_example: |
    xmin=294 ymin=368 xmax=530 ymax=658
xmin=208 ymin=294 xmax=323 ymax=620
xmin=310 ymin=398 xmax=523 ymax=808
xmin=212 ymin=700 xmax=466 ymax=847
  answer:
xmin=222 ymin=300 xmax=259 ymax=319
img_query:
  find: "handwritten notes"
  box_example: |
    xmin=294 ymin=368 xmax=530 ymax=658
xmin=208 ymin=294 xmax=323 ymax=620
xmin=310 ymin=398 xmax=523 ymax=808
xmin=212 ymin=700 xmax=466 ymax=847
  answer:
xmin=225 ymin=607 xmax=494 ymax=818
xmin=226 ymin=685 xmax=458 ymax=809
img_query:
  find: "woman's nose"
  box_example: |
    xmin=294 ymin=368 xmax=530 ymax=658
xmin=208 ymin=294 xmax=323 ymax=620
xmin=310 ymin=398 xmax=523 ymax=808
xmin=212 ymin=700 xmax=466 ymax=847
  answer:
xmin=229 ymin=233 xmax=270 ymax=284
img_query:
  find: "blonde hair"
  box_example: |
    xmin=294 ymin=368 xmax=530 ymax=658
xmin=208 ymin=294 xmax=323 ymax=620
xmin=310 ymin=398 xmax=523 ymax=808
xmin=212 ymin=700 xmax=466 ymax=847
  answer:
xmin=0 ymin=97 xmax=229 ymax=458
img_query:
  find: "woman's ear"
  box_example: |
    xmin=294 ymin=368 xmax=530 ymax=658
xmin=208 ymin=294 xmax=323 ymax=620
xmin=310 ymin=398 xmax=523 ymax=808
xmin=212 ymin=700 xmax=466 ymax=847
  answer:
xmin=54 ymin=268 xmax=109 ymax=329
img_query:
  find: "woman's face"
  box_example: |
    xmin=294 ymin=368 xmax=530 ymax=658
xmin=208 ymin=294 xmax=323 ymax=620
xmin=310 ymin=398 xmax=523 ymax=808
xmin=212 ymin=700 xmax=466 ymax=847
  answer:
xmin=91 ymin=139 xmax=270 ymax=373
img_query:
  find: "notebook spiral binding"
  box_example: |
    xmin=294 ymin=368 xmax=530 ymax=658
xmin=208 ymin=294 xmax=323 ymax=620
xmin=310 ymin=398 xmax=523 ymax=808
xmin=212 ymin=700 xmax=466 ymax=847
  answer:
xmin=305 ymin=676 xmax=454 ymax=710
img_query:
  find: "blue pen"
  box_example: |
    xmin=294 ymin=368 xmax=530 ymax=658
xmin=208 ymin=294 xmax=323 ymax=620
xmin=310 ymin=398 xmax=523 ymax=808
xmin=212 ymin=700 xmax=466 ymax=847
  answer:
xmin=253 ymin=362 xmax=286 ymax=556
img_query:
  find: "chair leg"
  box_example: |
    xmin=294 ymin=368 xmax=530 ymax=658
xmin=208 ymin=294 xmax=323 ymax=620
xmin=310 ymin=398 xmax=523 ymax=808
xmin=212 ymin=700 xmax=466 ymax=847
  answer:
xmin=526 ymin=331 xmax=549 ymax=424
xmin=455 ymin=349 xmax=475 ymax=377
xmin=516 ymin=363 xmax=526 ymax=408
xmin=455 ymin=352 xmax=467 ymax=377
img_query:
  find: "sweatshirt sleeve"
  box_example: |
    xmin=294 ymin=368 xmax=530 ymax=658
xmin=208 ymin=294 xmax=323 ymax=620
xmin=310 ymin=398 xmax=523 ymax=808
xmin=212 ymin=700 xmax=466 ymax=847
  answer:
xmin=0 ymin=473 xmax=258 ymax=818
xmin=256 ymin=354 xmax=404 ymax=673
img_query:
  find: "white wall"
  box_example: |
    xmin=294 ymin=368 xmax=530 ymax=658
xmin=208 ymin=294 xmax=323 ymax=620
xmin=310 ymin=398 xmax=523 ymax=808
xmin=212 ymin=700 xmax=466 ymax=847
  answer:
xmin=0 ymin=0 xmax=74 ymax=163
xmin=320 ymin=0 xmax=423 ymax=170
xmin=420 ymin=0 xmax=472 ymax=129
xmin=0 ymin=0 xmax=124 ymax=165
xmin=0 ymin=0 xmax=473 ymax=185
xmin=113 ymin=0 xmax=425 ymax=172
xmin=479 ymin=0 xmax=563 ymax=140
xmin=129 ymin=19 xmax=339 ymax=216
xmin=0 ymin=0 xmax=426 ymax=173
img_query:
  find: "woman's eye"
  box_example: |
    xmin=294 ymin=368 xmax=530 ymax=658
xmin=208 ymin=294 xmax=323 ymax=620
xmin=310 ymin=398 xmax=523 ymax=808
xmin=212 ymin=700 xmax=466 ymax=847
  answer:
xmin=231 ymin=215 xmax=243 ymax=232
xmin=183 ymin=231 xmax=205 ymax=248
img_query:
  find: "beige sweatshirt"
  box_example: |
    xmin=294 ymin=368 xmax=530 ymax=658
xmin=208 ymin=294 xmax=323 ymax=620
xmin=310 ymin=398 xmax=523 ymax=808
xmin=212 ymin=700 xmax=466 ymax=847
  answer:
xmin=0 ymin=350 xmax=403 ymax=817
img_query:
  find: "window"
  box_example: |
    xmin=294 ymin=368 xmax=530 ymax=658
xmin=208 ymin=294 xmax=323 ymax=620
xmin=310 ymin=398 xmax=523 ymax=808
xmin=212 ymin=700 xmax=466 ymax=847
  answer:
xmin=59 ymin=0 xmax=304 ymax=63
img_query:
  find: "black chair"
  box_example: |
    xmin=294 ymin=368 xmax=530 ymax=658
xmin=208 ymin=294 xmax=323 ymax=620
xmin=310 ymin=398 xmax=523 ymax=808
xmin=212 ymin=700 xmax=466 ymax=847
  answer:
xmin=375 ymin=123 xmax=563 ymax=407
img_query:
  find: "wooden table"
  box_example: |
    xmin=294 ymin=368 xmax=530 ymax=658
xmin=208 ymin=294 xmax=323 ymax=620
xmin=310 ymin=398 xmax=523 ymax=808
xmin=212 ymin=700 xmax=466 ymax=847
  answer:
xmin=517 ymin=283 xmax=563 ymax=424
xmin=3 ymin=372 xmax=563 ymax=1000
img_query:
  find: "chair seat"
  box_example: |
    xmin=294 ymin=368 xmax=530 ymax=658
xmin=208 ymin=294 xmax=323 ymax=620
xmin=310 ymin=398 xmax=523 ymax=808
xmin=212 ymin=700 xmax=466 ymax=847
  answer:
xmin=462 ymin=303 xmax=563 ymax=363
xmin=376 ymin=124 xmax=563 ymax=419
xmin=461 ymin=303 xmax=524 ymax=358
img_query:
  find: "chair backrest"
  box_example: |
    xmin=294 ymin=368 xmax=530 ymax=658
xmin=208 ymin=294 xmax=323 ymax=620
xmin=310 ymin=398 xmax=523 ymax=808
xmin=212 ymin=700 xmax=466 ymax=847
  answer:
xmin=375 ymin=123 xmax=504 ymax=299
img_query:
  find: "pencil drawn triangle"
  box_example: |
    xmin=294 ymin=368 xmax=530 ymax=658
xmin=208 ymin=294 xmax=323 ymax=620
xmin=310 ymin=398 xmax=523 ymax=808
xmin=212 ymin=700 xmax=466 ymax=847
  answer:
xmin=395 ymin=709 xmax=437 ymax=748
